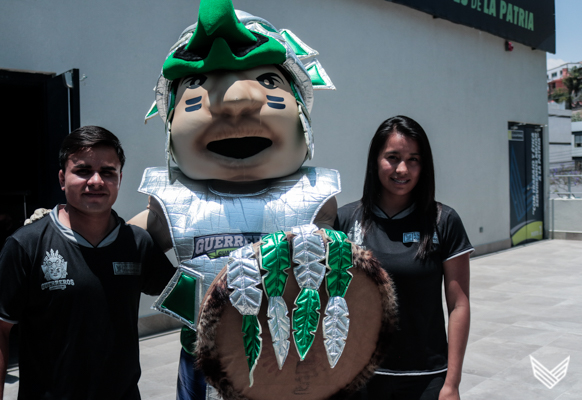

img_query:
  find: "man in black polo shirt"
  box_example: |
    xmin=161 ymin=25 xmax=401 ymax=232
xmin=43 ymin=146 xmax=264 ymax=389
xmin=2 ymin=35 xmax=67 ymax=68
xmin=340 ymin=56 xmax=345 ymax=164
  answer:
xmin=0 ymin=126 xmax=175 ymax=399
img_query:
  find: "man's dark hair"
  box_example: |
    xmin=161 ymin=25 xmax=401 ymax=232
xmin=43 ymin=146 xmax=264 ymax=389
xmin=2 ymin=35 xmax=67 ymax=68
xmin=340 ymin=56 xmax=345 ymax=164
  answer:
xmin=59 ymin=126 xmax=126 ymax=171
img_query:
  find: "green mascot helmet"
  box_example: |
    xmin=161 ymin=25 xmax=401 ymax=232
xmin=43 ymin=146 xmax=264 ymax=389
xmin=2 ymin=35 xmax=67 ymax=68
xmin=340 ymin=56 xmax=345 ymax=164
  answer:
xmin=146 ymin=0 xmax=334 ymax=160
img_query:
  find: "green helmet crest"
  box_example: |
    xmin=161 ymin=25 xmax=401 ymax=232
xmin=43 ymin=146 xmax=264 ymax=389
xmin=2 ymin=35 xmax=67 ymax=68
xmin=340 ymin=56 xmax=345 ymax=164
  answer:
xmin=162 ymin=0 xmax=287 ymax=80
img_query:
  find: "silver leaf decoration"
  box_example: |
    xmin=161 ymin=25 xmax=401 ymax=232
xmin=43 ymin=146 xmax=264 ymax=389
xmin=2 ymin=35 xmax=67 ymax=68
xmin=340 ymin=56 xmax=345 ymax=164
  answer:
xmin=292 ymin=225 xmax=326 ymax=290
xmin=227 ymin=245 xmax=262 ymax=316
xmin=267 ymin=296 xmax=291 ymax=369
xmin=292 ymin=224 xmax=325 ymax=265
xmin=293 ymin=261 xmax=326 ymax=290
xmin=289 ymin=224 xmax=326 ymax=361
xmin=323 ymin=296 xmax=350 ymax=368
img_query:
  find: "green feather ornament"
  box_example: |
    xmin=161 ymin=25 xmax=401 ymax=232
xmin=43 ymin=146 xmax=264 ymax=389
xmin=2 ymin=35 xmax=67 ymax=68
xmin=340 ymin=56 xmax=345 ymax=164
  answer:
xmin=292 ymin=287 xmax=321 ymax=360
xmin=242 ymin=314 xmax=262 ymax=387
xmin=324 ymin=230 xmax=353 ymax=298
xmin=260 ymin=231 xmax=291 ymax=297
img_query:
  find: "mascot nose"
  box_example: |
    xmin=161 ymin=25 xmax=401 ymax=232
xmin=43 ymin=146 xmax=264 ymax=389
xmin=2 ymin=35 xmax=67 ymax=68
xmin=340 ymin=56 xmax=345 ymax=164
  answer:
xmin=211 ymin=76 xmax=262 ymax=118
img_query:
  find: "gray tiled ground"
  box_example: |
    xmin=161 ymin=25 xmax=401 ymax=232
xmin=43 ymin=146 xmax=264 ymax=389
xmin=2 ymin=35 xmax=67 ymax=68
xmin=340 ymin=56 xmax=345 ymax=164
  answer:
xmin=461 ymin=239 xmax=582 ymax=399
xmin=2 ymin=330 xmax=183 ymax=400
xmin=4 ymin=239 xmax=582 ymax=399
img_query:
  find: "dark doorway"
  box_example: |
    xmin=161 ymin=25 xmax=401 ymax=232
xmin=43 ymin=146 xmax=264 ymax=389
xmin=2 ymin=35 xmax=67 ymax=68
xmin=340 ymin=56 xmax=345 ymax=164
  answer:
xmin=0 ymin=68 xmax=80 ymax=248
xmin=0 ymin=68 xmax=80 ymax=370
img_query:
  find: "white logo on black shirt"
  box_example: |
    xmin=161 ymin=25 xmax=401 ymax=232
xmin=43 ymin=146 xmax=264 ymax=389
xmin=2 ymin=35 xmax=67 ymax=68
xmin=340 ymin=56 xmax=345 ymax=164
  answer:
xmin=403 ymin=232 xmax=421 ymax=243
xmin=348 ymin=221 xmax=364 ymax=246
xmin=403 ymin=232 xmax=440 ymax=244
xmin=41 ymin=249 xmax=75 ymax=291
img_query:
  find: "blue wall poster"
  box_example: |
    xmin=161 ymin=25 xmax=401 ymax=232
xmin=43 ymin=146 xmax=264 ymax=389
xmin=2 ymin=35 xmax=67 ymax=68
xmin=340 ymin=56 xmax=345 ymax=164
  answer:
xmin=508 ymin=122 xmax=544 ymax=246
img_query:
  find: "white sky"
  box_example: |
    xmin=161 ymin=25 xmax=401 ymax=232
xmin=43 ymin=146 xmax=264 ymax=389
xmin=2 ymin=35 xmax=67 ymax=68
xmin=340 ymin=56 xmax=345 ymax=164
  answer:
xmin=546 ymin=0 xmax=581 ymax=70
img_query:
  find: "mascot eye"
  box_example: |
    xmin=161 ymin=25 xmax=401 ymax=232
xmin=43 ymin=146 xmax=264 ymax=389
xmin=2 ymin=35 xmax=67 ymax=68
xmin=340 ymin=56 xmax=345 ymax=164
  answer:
xmin=185 ymin=74 xmax=207 ymax=89
xmin=256 ymin=73 xmax=283 ymax=90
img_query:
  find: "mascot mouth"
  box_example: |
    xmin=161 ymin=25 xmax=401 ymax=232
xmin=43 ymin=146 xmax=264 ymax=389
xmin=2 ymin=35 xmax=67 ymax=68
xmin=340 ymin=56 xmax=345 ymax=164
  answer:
xmin=207 ymin=137 xmax=272 ymax=159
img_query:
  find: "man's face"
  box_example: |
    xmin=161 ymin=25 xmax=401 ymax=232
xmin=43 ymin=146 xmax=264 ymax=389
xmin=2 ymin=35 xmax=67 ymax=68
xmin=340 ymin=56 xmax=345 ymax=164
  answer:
xmin=170 ymin=65 xmax=307 ymax=181
xmin=58 ymin=146 xmax=122 ymax=216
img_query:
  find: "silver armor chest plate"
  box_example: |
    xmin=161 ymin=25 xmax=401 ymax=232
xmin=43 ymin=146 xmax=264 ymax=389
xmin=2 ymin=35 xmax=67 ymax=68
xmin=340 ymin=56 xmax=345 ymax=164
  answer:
xmin=139 ymin=166 xmax=341 ymax=325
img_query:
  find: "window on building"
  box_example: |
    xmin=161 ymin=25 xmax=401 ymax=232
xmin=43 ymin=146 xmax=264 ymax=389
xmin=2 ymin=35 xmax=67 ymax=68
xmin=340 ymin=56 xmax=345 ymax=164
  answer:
xmin=552 ymin=72 xmax=558 ymax=78
xmin=560 ymin=70 xmax=563 ymax=76
xmin=575 ymin=135 xmax=582 ymax=148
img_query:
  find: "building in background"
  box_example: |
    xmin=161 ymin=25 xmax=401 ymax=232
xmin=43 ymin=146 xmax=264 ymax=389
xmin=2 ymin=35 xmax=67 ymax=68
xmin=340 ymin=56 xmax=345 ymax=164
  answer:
xmin=546 ymin=61 xmax=582 ymax=199
xmin=547 ymin=62 xmax=582 ymax=106
xmin=572 ymin=121 xmax=582 ymax=168
xmin=0 ymin=0 xmax=555 ymax=324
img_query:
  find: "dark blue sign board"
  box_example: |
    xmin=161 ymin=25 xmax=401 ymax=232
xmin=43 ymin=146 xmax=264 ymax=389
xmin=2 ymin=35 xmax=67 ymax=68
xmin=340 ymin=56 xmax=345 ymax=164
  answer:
xmin=386 ymin=0 xmax=555 ymax=53
xmin=508 ymin=123 xmax=544 ymax=246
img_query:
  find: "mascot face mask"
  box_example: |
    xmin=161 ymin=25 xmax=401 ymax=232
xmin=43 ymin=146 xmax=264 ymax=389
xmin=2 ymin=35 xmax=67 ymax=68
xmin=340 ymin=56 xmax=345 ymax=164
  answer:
xmin=145 ymin=0 xmax=335 ymax=181
xmin=171 ymin=65 xmax=306 ymax=181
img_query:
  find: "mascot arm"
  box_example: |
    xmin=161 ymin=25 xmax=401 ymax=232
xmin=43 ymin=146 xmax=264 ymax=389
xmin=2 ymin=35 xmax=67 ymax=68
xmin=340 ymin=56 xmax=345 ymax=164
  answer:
xmin=314 ymin=196 xmax=337 ymax=230
xmin=127 ymin=210 xmax=148 ymax=229
xmin=24 ymin=208 xmax=51 ymax=225
xmin=128 ymin=197 xmax=173 ymax=252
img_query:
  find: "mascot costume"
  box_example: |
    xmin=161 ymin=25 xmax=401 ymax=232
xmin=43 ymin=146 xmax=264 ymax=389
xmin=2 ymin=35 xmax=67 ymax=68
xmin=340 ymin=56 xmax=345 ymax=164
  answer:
xmin=130 ymin=0 xmax=398 ymax=399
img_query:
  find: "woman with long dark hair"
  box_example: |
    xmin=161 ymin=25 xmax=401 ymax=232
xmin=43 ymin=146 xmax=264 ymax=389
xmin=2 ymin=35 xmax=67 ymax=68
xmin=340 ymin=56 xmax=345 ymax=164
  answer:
xmin=336 ymin=116 xmax=472 ymax=400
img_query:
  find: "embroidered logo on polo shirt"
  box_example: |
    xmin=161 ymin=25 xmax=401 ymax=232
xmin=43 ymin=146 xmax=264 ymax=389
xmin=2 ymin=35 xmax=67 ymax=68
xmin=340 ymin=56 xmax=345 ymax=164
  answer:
xmin=403 ymin=232 xmax=420 ymax=243
xmin=403 ymin=232 xmax=440 ymax=244
xmin=41 ymin=249 xmax=75 ymax=291
xmin=348 ymin=221 xmax=364 ymax=246
xmin=113 ymin=262 xmax=142 ymax=275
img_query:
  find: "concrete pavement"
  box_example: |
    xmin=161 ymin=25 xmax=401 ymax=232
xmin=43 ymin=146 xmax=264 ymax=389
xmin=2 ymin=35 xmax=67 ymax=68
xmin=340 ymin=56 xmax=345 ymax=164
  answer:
xmin=4 ymin=239 xmax=582 ymax=399
xmin=460 ymin=239 xmax=582 ymax=399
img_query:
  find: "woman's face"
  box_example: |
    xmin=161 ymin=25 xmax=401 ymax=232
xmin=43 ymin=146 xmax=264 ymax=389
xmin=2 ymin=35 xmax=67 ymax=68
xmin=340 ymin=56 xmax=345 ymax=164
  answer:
xmin=377 ymin=132 xmax=422 ymax=204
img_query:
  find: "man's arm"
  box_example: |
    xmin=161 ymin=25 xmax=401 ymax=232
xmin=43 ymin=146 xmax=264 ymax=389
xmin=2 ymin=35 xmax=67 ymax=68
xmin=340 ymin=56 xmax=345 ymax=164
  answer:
xmin=0 ymin=320 xmax=13 ymax=400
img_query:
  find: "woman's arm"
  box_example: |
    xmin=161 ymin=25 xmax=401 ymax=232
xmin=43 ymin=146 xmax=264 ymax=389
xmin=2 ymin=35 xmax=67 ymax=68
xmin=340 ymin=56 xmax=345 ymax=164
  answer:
xmin=439 ymin=252 xmax=470 ymax=400
xmin=0 ymin=320 xmax=14 ymax=399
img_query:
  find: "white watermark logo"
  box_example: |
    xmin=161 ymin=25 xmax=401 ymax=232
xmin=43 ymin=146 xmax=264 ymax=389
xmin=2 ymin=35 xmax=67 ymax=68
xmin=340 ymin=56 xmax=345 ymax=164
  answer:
xmin=530 ymin=355 xmax=570 ymax=389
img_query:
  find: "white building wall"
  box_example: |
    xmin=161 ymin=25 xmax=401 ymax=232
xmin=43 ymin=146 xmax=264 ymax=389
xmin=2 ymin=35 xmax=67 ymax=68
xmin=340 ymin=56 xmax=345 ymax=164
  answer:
xmin=572 ymin=121 xmax=582 ymax=159
xmin=549 ymin=106 xmax=574 ymax=143
xmin=548 ymin=105 xmax=573 ymax=166
xmin=549 ymin=145 xmax=574 ymax=167
xmin=0 ymin=0 xmax=549 ymax=253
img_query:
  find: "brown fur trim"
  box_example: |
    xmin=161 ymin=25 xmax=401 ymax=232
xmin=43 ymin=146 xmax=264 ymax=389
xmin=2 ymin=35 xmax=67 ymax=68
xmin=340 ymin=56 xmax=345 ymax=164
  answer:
xmin=196 ymin=270 xmax=247 ymax=400
xmin=196 ymin=235 xmax=398 ymax=400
